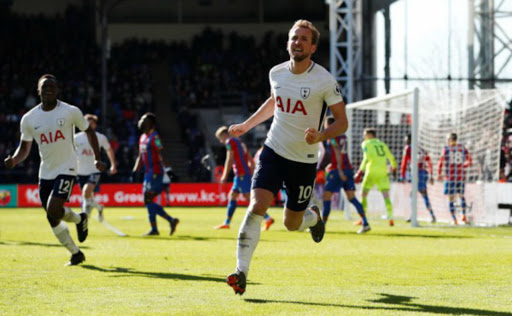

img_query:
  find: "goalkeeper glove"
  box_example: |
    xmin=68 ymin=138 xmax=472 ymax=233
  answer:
xmin=354 ymin=170 xmax=364 ymax=183
xmin=165 ymin=167 xmax=176 ymax=180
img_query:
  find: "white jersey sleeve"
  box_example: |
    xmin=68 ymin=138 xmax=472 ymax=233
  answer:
xmin=20 ymin=114 xmax=34 ymax=142
xmin=98 ymin=133 xmax=110 ymax=151
xmin=264 ymin=61 xmax=344 ymax=163
xmin=71 ymin=106 xmax=89 ymax=131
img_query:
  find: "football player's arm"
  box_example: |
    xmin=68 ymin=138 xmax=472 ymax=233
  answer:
xmin=400 ymin=147 xmax=409 ymax=179
xmin=305 ymin=101 xmax=348 ymax=144
xmin=133 ymin=151 xmax=142 ymax=173
xmin=229 ymin=96 xmax=275 ymax=137
xmin=437 ymin=151 xmax=445 ymax=181
xmin=85 ymin=127 xmax=106 ymax=172
xmin=332 ymin=140 xmax=347 ymax=180
xmin=245 ymin=150 xmax=255 ymax=174
xmin=354 ymin=145 xmax=367 ymax=182
xmin=221 ymin=149 xmax=234 ymax=183
xmin=385 ymin=143 xmax=397 ymax=171
xmin=4 ymin=140 xmax=32 ymax=169
xmin=106 ymin=147 xmax=117 ymax=175
xmin=426 ymin=153 xmax=434 ymax=185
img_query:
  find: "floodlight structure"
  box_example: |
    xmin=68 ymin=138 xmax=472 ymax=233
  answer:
xmin=468 ymin=0 xmax=512 ymax=89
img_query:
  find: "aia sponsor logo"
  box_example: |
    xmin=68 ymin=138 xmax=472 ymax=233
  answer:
xmin=276 ymin=96 xmax=307 ymax=115
xmin=40 ymin=130 xmax=65 ymax=144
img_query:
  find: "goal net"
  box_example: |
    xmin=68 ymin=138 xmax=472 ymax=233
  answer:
xmin=346 ymin=88 xmax=509 ymax=226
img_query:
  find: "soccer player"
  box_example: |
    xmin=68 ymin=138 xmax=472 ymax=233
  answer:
xmin=3 ymin=74 xmax=106 ymax=265
xmin=226 ymin=20 xmax=348 ymax=295
xmin=214 ymin=127 xmax=274 ymax=231
xmin=321 ymin=116 xmax=370 ymax=234
xmin=438 ymin=132 xmax=472 ymax=225
xmin=354 ymin=128 xmax=397 ymax=226
xmin=400 ymin=134 xmax=436 ymax=223
xmin=75 ymin=114 xmax=117 ymax=221
xmin=133 ymin=112 xmax=179 ymax=236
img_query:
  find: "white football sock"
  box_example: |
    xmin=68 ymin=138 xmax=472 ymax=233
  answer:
xmin=51 ymin=221 xmax=79 ymax=254
xmin=62 ymin=207 xmax=81 ymax=224
xmin=82 ymin=198 xmax=94 ymax=216
xmin=298 ymin=208 xmax=318 ymax=231
xmin=236 ymin=212 xmax=264 ymax=277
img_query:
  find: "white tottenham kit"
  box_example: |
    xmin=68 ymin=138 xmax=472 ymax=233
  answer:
xmin=265 ymin=61 xmax=343 ymax=164
xmin=75 ymin=131 xmax=110 ymax=175
xmin=20 ymin=100 xmax=89 ymax=180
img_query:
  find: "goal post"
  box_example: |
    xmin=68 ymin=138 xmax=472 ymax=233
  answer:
xmin=345 ymin=88 xmax=507 ymax=226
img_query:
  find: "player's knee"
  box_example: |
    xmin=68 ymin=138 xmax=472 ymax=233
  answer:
xmin=46 ymin=214 xmax=60 ymax=226
xmin=322 ymin=191 xmax=331 ymax=201
xmin=47 ymin=205 xmax=64 ymax=220
xmin=247 ymin=201 xmax=267 ymax=216
xmin=282 ymin=217 xmax=300 ymax=231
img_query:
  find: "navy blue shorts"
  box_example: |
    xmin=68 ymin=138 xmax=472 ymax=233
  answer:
xmin=325 ymin=169 xmax=356 ymax=193
xmin=78 ymin=173 xmax=101 ymax=193
xmin=444 ymin=181 xmax=465 ymax=195
xmin=39 ymin=175 xmax=76 ymax=210
xmin=232 ymin=175 xmax=252 ymax=194
xmin=143 ymin=173 xmax=163 ymax=195
xmin=252 ymin=145 xmax=316 ymax=212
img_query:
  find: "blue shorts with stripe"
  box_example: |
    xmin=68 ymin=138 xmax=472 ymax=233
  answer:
xmin=444 ymin=181 xmax=465 ymax=195
xmin=143 ymin=173 xmax=163 ymax=195
xmin=325 ymin=169 xmax=356 ymax=193
xmin=232 ymin=175 xmax=251 ymax=194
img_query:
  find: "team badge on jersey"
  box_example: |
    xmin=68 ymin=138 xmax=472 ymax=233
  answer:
xmin=334 ymin=83 xmax=341 ymax=95
xmin=300 ymin=87 xmax=310 ymax=99
xmin=57 ymin=118 xmax=65 ymax=126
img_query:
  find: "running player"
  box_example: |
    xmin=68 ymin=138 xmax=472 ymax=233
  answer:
xmin=438 ymin=132 xmax=472 ymax=225
xmin=133 ymin=112 xmax=179 ymax=236
xmin=3 ymin=74 xmax=105 ymax=265
xmin=214 ymin=127 xmax=274 ymax=231
xmin=321 ymin=116 xmax=369 ymax=233
xmin=226 ymin=20 xmax=348 ymax=295
xmin=354 ymin=128 xmax=397 ymax=226
xmin=75 ymin=114 xmax=117 ymax=221
xmin=400 ymin=134 xmax=436 ymax=223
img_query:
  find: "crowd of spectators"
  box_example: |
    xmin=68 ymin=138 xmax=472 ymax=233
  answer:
xmin=0 ymin=6 xmax=159 ymax=183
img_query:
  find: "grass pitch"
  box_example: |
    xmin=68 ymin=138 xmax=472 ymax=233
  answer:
xmin=1 ymin=207 xmax=511 ymax=315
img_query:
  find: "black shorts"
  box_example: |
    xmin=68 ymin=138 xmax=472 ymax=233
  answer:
xmin=252 ymin=145 xmax=316 ymax=212
xmin=78 ymin=173 xmax=101 ymax=192
xmin=39 ymin=175 xmax=76 ymax=210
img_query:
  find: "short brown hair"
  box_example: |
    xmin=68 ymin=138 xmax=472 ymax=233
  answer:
xmin=290 ymin=19 xmax=320 ymax=46
xmin=215 ymin=126 xmax=229 ymax=139
xmin=84 ymin=114 xmax=98 ymax=123
xmin=364 ymin=128 xmax=376 ymax=137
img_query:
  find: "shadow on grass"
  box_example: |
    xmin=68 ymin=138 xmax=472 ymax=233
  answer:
xmin=81 ymin=264 xmax=259 ymax=284
xmin=126 ymin=235 xmax=238 ymax=241
xmin=244 ymin=293 xmax=511 ymax=315
xmin=325 ymin=231 xmax=472 ymax=239
xmin=0 ymin=240 xmax=90 ymax=249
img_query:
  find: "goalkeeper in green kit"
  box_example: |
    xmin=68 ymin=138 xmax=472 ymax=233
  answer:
xmin=354 ymin=128 xmax=397 ymax=226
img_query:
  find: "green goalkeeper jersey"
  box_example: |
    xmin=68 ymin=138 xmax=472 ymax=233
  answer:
xmin=359 ymin=138 xmax=397 ymax=174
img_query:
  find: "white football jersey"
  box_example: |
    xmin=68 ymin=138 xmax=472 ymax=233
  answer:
xmin=20 ymin=100 xmax=89 ymax=180
xmin=75 ymin=131 xmax=110 ymax=175
xmin=265 ymin=61 xmax=343 ymax=163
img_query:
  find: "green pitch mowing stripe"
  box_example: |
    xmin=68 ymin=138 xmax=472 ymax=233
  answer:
xmin=0 ymin=207 xmax=511 ymax=315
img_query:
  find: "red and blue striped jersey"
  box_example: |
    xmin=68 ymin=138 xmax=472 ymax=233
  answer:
xmin=400 ymin=145 xmax=432 ymax=178
xmin=326 ymin=135 xmax=352 ymax=172
xmin=140 ymin=131 xmax=164 ymax=175
xmin=226 ymin=137 xmax=251 ymax=176
xmin=438 ymin=144 xmax=472 ymax=181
